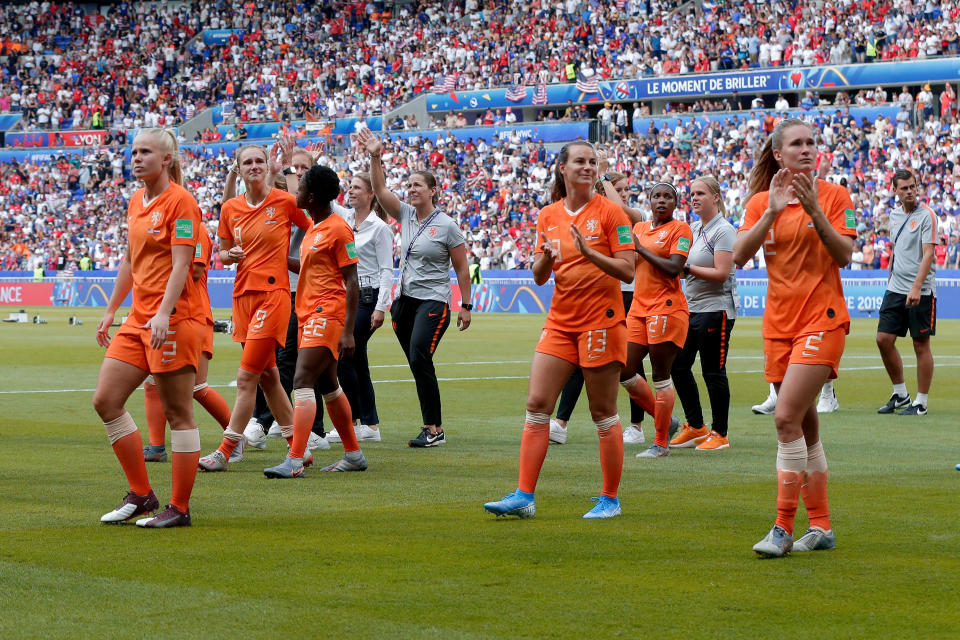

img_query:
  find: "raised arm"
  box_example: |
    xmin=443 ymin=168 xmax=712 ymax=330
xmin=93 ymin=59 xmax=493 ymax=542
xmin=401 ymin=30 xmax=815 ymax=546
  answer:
xmin=793 ymin=173 xmax=853 ymax=267
xmin=356 ymin=127 xmax=402 ymax=220
xmin=734 ymin=170 xmax=791 ymax=266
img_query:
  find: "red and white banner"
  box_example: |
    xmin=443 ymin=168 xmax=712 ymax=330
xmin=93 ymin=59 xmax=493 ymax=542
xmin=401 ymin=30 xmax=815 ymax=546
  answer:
xmin=0 ymin=283 xmax=54 ymax=305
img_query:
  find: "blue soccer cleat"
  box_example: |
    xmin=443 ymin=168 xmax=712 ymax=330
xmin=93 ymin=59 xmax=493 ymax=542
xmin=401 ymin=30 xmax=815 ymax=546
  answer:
xmin=484 ymin=490 xmax=536 ymax=519
xmin=582 ymin=495 xmax=622 ymax=519
xmin=753 ymin=525 xmax=793 ymax=558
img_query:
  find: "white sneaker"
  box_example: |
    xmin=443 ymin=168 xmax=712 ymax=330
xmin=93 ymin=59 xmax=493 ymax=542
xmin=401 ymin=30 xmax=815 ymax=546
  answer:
xmin=622 ymin=424 xmax=645 ymax=444
xmin=266 ymin=421 xmax=283 ymax=438
xmin=751 ymin=393 xmax=777 ymax=415
xmin=308 ymin=432 xmax=331 ymax=451
xmin=326 ymin=429 xmax=342 ymax=444
xmin=548 ymin=419 xmax=567 ymax=444
xmin=355 ymin=425 xmax=382 ymax=442
xmin=243 ymin=418 xmax=267 ymax=449
xmin=817 ymin=390 xmax=839 ymax=413
xmin=228 ymin=436 xmax=245 ymax=463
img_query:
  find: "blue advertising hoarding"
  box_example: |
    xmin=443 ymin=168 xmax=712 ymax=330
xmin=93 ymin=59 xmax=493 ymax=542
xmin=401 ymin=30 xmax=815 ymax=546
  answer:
xmin=426 ymin=58 xmax=960 ymax=112
xmin=0 ymin=114 xmax=22 ymax=131
xmin=383 ymin=121 xmax=590 ymax=146
xmin=201 ymin=29 xmax=245 ymax=45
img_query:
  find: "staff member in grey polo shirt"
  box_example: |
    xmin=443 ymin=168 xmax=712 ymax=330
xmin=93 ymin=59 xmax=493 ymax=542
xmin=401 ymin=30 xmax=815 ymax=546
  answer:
xmin=358 ymin=127 xmax=472 ymax=448
xmin=328 ymin=171 xmax=394 ymax=444
xmin=876 ymin=169 xmax=937 ymax=416
xmin=670 ymin=176 xmax=737 ymax=451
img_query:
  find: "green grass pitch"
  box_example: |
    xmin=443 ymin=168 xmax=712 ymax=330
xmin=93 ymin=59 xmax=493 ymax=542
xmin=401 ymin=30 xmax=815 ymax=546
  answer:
xmin=1 ymin=308 xmax=958 ymax=639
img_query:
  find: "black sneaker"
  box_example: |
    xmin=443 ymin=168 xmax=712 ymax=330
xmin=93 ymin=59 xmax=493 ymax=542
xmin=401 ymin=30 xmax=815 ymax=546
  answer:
xmin=877 ymin=393 xmax=911 ymax=414
xmin=408 ymin=428 xmax=445 ymax=448
xmin=897 ymin=404 xmax=927 ymax=416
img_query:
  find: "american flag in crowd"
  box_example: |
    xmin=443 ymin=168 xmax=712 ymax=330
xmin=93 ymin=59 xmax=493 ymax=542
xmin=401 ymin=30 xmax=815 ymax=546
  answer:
xmin=433 ymin=74 xmax=457 ymax=94
xmin=616 ymin=0 xmax=627 ymax=10
xmin=505 ymin=84 xmax=528 ymax=102
xmin=532 ymin=83 xmax=548 ymax=105
xmin=575 ymin=70 xmax=600 ymax=94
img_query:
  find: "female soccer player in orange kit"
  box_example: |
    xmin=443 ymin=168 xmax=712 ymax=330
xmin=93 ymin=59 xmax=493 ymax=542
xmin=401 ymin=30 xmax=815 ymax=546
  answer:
xmin=619 ymin=182 xmax=692 ymax=459
xmin=734 ymin=118 xmax=855 ymax=557
xmin=262 ymin=164 xmax=365 ymax=478
xmin=198 ymin=138 xmax=311 ymax=471
xmin=484 ymin=141 xmax=635 ymax=519
xmin=94 ymin=128 xmax=205 ymax=528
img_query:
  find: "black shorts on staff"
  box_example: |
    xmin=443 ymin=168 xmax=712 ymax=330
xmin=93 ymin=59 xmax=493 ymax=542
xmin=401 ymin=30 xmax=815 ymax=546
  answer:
xmin=877 ymin=291 xmax=936 ymax=339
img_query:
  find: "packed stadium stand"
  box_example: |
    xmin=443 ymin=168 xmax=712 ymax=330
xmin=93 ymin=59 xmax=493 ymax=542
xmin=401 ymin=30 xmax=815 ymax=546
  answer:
xmin=2 ymin=1 xmax=960 ymax=274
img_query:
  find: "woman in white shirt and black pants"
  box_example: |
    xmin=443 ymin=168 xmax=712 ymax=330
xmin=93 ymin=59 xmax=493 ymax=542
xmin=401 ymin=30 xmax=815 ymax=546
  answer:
xmin=358 ymin=127 xmax=473 ymax=448
xmin=330 ymin=172 xmax=395 ymax=442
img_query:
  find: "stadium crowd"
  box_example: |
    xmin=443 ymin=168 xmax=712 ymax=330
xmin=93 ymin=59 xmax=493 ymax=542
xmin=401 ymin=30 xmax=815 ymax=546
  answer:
xmin=4 ymin=94 xmax=960 ymax=274
xmin=3 ymin=1 xmax=960 ymax=130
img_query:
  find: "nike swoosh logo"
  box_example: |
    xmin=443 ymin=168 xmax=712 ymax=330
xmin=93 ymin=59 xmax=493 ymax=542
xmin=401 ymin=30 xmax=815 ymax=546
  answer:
xmin=707 ymin=328 xmax=717 ymax=332
xmin=428 ymin=313 xmax=439 ymax=317
xmin=547 ymin=226 xmax=559 ymax=231
xmin=782 ymin=480 xmax=796 ymax=485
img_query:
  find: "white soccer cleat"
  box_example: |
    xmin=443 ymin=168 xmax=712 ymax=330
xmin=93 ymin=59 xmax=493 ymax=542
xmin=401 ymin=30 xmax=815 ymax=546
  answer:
xmin=266 ymin=421 xmax=283 ymax=438
xmin=622 ymin=424 xmax=645 ymax=444
xmin=817 ymin=389 xmax=839 ymax=413
xmin=198 ymin=449 xmax=228 ymax=472
xmin=751 ymin=393 xmax=777 ymax=415
xmin=243 ymin=418 xmax=267 ymax=449
xmin=355 ymin=425 xmax=382 ymax=442
xmin=307 ymin=432 xmax=331 ymax=450
xmin=326 ymin=429 xmax=342 ymax=444
xmin=548 ymin=419 xmax=567 ymax=444
xmin=228 ymin=436 xmax=246 ymax=463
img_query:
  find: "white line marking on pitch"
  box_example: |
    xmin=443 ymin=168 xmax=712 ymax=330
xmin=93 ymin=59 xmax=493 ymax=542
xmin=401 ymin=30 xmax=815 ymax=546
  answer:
xmin=2 ymin=363 xmax=958 ymax=394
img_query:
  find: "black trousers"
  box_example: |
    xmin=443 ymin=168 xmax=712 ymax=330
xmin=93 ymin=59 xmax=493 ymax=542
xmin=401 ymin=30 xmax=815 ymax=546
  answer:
xmin=671 ymin=311 xmax=734 ymax=436
xmin=391 ymin=295 xmax=451 ymax=427
xmin=556 ymin=291 xmax=644 ymax=424
xmin=253 ymin=291 xmax=326 ymax=436
xmin=337 ymin=289 xmax=380 ymax=425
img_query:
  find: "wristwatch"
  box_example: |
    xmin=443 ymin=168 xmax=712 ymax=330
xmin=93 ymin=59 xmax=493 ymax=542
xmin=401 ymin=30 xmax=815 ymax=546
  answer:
xmin=461 ymin=303 xmax=473 ymax=311
xmin=601 ymin=173 xmax=614 ymax=182
xmin=282 ymin=167 xmax=297 ymax=176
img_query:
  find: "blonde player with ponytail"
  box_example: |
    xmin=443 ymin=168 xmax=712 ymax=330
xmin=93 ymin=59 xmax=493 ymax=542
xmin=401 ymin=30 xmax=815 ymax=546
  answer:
xmin=734 ymin=118 xmax=856 ymax=557
xmin=94 ymin=128 xmax=207 ymax=527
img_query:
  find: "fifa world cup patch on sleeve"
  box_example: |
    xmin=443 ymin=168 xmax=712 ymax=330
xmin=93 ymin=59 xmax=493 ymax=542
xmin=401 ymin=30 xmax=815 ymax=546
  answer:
xmin=617 ymin=225 xmax=632 ymax=244
xmin=195 ymin=242 xmax=202 ymax=258
xmin=677 ymin=237 xmax=690 ymax=252
xmin=346 ymin=242 xmax=358 ymax=259
xmin=844 ymin=209 xmax=856 ymax=229
xmin=175 ymin=219 xmax=194 ymax=239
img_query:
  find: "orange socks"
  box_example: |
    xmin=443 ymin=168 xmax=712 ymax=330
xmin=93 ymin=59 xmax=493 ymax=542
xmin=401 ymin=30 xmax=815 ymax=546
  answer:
xmin=775 ymin=437 xmax=807 ymax=535
xmin=801 ymin=440 xmax=831 ymax=531
xmin=324 ymin=388 xmax=359 ymax=452
xmin=620 ymin=374 xmax=655 ymax=416
xmin=170 ymin=428 xmax=200 ymax=512
xmin=517 ymin=411 xmax=551 ymax=494
xmin=216 ymin=430 xmax=244 ymax=457
xmin=104 ymin=412 xmax=152 ymax=495
xmin=595 ymin=416 xmax=623 ymax=498
xmin=193 ymin=383 xmax=231 ymax=430
xmin=289 ymin=388 xmax=317 ymax=459
xmin=143 ymin=380 xmax=167 ymax=447
xmin=653 ymin=379 xmax=675 ymax=448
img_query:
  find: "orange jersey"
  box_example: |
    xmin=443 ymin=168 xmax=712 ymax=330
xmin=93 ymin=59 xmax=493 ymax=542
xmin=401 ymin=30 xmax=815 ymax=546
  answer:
xmin=295 ymin=213 xmax=359 ymax=326
xmin=536 ymin=194 xmax=633 ymax=331
xmin=125 ymin=182 xmax=204 ymax=326
xmin=217 ymin=188 xmax=310 ymax=297
xmin=742 ymin=179 xmax=857 ymax=339
xmin=630 ymin=219 xmax=692 ymax=316
xmin=191 ymin=225 xmax=214 ymax=326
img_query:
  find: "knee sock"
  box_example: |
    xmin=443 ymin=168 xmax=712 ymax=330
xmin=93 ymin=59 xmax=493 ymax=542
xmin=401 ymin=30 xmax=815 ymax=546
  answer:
xmin=216 ymin=428 xmax=244 ymax=458
xmin=775 ymin=437 xmax=808 ymax=535
xmin=193 ymin=383 xmax=231 ymax=430
xmin=324 ymin=388 xmax=358 ymax=453
xmin=653 ymin=379 xmax=675 ymax=448
xmin=170 ymin=428 xmax=201 ymax=512
xmin=596 ymin=415 xmax=623 ymax=499
xmin=517 ymin=411 xmax=551 ymax=494
xmin=289 ymin=388 xmax=317 ymax=459
xmin=620 ymin=373 xmax=655 ymax=416
xmin=801 ymin=440 xmax=831 ymax=531
xmin=143 ymin=380 xmax=167 ymax=447
xmin=105 ymin=412 xmax=151 ymax=496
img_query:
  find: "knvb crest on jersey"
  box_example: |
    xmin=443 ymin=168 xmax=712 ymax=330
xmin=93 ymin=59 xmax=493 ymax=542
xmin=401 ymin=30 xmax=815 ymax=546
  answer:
xmin=265 ymin=206 xmax=278 ymax=225
xmin=147 ymin=210 xmax=163 ymax=234
xmin=429 ymin=227 xmax=438 ymax=237
xmin=655 ymin=229 xmax=668 ymax=244
xmin=584 ymin=218 xmax=600 ymax=240
xmin=310 ymin=231 xmax=323 ymax=250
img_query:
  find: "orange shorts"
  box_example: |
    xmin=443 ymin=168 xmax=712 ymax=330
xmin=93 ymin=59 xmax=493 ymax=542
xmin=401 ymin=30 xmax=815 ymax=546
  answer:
xmin=764 ymin=325 xmax=847 ymax=383
xmin=535 ymin=323 xmax=627 ymax=368
xmin=298 ymin=313 xmax=345 ymax=358
xmin=105 ymin=318 xmax=205 ymax=374
xmin=627 ymin=311 xmax=689 ymax=348
xmin=233 ymin=289 xmax=291 ymax=347
xmin=202 ymin=323 xmax=214 ymax=359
